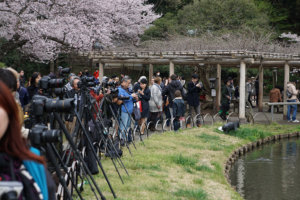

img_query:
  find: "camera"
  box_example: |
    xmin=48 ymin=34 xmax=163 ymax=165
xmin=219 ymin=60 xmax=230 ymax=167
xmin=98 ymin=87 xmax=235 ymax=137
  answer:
xmin=0 ymin=181 xmax=23 ymax=200
xmin=39 ymin=76 xmax=65 ymax=90
xmin=29 ymin=124 xmax=62 ymax=147
xmin=32 ymin=95 xmax=74 ymax=116
xmin=78 ymin=76 xmax=95 ymax=88
xmin=57 ymin=67 xmax=71 ymax=77
xmin=118 ymin=96 xmax=130 ymax=101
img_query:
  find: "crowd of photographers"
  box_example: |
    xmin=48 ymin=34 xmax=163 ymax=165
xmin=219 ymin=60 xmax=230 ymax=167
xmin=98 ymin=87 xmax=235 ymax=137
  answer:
xmin=0 ymin=66 xmax=206 ymax=199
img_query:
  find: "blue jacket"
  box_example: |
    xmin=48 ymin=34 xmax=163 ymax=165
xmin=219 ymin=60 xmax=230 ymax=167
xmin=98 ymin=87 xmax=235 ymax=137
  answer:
xmin=172 ymin=97 xmax=185 ymax=118
xmin=18 ymin=86 xmax=29 ymax=108
xmin=23 ymin=147 xmax=48 ymax=200
xmin=118 ymin=86 xmax=134 ymax=114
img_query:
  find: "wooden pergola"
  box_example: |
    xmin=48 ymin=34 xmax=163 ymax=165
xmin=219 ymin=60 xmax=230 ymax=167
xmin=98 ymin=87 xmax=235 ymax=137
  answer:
xmin=86 ymin=50 xmax=300 ymax=121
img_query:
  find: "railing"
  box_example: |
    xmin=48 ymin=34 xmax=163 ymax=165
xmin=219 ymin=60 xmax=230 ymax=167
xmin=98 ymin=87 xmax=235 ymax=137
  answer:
xmin=267 ymin=102 xmax=300 ymax=121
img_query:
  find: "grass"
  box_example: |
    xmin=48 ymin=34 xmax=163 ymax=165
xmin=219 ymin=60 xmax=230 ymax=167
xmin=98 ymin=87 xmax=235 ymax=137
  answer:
xmin=82 ymin=123 xmax=300 ymax=200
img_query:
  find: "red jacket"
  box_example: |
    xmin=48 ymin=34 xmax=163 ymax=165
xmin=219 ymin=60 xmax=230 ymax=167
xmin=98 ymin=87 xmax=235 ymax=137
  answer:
xmin=90 ymin=90 xmax=104 ymax=119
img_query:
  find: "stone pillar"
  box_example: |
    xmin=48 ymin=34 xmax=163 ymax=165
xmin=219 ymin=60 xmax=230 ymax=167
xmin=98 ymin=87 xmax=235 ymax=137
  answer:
xmin=258 ymin=64 xmax=264 ymax=112
xmin=239 ymin=60 xmax=246 ymax=119
xmin=169 ymin=61 xmax=174 ymax=76
xmin=149 ymin=63 xmax=153 ymax=85
xmin=216 ymin=64 xmax=222 ymax=110
xmin=99 ymin=61 xmax=104 ymax=82
xmin=283 ymin=62 xmax=290 ymax=119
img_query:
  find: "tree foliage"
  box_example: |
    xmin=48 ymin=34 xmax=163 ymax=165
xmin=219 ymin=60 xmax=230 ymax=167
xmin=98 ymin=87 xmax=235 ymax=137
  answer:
xmin=0 ymin=0 xmax=158 ymax=61
xmin=146 ymin=0 xmax=193 ymax=15
xmin=143 ymin=0 xmax=271 ymax=40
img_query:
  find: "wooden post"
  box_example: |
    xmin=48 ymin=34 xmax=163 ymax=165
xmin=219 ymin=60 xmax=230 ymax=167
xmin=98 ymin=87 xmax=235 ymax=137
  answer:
xmin=149 ymin=63 xmax=153 ymax=85
xmin=216 ymin=64 xmax=221 ymax=110
xmin=283 ymin=62 xmax=290 ymax=119
xmin=272 ymin=69 xmax=277 ymax=88
xmin=258 ymin=64 xmax=264 ymax=112
xmin=99 ymin=61 xmax=104 ymax=82
xmin=239 ymin=60 xmax=246 ymax=119
xmin=169 ymin=61 xmax=174 ymax=76
xmin=50 ymin=61 xmax=54 ymax=73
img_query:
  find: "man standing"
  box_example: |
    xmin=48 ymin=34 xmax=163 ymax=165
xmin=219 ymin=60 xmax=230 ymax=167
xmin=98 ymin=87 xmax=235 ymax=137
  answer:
xmin=118 ymin=77 xmax=138 ymax=142
xmin=287 ymin=82 xmax=299 ymax=123
xmin=187 ymin=74 xmax=202 ymax=127
xmin=220 ymin=78 xmax=232 ymax=120
xmin=19 ymin=70 xmax=26 ymax=87
xmin=162 ymin=74 xmax=185 ymax=116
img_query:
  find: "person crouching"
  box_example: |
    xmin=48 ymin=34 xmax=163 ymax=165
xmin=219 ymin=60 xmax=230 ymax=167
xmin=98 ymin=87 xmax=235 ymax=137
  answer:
xmin=172 ymin=90 xmax=185 ymax=131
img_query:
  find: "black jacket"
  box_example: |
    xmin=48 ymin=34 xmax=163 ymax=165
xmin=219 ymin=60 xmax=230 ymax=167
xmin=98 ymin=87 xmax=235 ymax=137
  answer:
xmin=137 ymin=86 xmax=151 ymax=118
xmin=221 ymin=85 xmax=231 ymax=104
xmin=187 ymin=81 xmax=201 ymax=107
xmin=162 ymin=80 xmax=184 ymax=106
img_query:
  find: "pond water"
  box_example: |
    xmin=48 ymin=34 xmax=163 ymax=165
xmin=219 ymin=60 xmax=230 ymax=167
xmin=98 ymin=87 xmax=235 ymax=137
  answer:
xmin=229 ymin=138 xmax=300 ymax=200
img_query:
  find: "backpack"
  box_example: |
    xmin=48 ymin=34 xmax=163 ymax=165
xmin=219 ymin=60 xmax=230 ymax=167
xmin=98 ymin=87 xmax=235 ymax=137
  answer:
xmin=287 ymin=89 xmax=293 ymax=99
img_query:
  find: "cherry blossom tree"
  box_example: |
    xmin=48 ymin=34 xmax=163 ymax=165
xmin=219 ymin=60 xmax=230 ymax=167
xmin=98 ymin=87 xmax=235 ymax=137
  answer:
xmin=0 ymin=0 xmax=159 ymax=61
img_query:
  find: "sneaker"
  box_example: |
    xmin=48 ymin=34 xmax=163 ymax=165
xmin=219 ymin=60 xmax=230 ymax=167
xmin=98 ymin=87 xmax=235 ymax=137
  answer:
xmin=292 ymin=120 xmax=300 ymax=123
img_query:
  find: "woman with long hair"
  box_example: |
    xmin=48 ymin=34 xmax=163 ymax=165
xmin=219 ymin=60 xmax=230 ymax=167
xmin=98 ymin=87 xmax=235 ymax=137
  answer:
xmin=0 ymin=81 xmax=55 ymax=200
xmin=27 ymin=72 xmax=41 ymax=101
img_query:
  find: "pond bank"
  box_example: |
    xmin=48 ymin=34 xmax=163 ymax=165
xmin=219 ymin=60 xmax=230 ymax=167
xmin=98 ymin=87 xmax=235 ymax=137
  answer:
xmin=83 ymin=123 xmax=300 ymax=200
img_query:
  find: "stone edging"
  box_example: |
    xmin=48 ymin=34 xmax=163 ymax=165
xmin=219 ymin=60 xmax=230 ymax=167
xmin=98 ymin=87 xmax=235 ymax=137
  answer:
xmin=224 ymin=132 xmax=300 ymax=191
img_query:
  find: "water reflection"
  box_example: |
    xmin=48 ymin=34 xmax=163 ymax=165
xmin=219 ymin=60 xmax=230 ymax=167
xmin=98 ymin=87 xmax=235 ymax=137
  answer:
xmin=229 ymin=138 xmax=300 ymax=200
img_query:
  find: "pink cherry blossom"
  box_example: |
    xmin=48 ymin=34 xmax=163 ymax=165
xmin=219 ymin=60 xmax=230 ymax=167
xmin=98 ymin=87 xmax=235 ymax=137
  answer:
xmin=0 ymin=0 xmax=159 ymax=61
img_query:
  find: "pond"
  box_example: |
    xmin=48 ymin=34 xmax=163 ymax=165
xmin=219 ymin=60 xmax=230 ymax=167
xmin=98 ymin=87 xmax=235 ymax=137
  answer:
xmin=229 ymin=137 xmax=300 ymax=200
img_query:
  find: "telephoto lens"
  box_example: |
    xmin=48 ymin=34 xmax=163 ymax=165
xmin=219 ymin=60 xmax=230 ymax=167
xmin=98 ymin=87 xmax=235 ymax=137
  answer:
xmin=45 ymin=98 xmax=74 ymax=113
xmin=41 ymin=129 xmax=62 ymax=144
xmin=48 ymin=78 xmax=64 ymax=88
xmin=51 ymin=88 xmax=66 ymax=96
xmin=29 ymin=124 xmax=62 ymax=147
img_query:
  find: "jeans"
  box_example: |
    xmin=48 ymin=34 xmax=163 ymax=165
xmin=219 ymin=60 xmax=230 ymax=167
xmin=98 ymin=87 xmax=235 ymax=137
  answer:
xmin=164 ymin=105 xmax=171 ymax=126
xmin=287 ymin=99 xmax=298 ymax=121
xmin=119 ymin=112 xmax=131 ymax=140
xmin=188 ymin=104 xmax=201 ymax=124
xmin=173 ymin=118 xmax=180 ymax=131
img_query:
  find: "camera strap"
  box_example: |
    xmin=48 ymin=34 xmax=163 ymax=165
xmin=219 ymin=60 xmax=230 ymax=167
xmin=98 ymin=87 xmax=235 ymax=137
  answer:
xmin=9 ymin=157 xmax=16 ymax=181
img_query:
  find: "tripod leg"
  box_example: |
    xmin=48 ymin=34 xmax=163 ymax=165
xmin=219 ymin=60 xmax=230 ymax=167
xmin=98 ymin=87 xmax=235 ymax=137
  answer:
xmin=50 ymin=144 xmax=84 ymax=200
xmin=73 ymin=110 xmax=117 ymax=198
xmin=54 ymin=113 xmax=106 ymax=200
xmin=45 ymin=144 xmax=73 ymax=200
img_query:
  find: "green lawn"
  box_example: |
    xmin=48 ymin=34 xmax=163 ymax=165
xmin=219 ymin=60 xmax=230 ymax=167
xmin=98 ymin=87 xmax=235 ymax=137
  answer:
xmin=82 ymin=123 xmax=300 ymax=200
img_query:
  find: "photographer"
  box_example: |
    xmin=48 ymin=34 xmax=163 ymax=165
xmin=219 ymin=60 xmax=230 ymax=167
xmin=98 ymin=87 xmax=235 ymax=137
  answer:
xmin=66 ymin=76 xmax=81 ymax=110
xmin=0 ymin=81 xmax=55 ymax=200
xmin=64 ymin=73 xmax=76 ymax=92
xmin=65 ymin=76 xmax=81 ymax=133
xmin=118 ymin=77 xmax=138 ymax=142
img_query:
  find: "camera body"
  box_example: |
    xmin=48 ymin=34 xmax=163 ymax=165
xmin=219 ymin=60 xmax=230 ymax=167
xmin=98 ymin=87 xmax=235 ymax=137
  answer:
xmin=0 ymin=181 xmax=23 ymax=200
